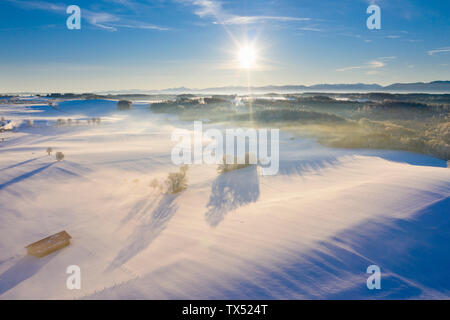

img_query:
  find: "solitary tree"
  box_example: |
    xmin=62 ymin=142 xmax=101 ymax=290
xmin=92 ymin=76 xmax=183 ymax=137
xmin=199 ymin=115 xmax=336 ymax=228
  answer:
xmin=56 ymin=151 xmax=65 ymax=161
xmin=46 ymin=147 xmax=53 ymax=156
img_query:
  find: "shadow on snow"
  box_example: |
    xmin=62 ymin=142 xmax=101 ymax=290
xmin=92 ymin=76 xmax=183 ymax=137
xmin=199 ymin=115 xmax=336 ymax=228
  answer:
xmin=205 ymin=165 xmax=260 ymax=228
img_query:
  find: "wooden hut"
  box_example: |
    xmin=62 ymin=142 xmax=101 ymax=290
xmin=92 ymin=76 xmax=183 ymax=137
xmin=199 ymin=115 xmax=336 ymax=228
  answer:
xmin=25 ymin=231 xmax=72 ymax=257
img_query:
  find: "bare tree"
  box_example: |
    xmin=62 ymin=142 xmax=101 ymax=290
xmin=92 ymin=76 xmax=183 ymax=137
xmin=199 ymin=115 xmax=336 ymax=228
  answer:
xmin=46 ymin=147 xmax=53 ymax=156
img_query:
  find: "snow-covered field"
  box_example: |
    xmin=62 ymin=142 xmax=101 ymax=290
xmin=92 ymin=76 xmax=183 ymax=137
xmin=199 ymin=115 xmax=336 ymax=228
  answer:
xmin=0 ymin=100 xmax=449 ymax=299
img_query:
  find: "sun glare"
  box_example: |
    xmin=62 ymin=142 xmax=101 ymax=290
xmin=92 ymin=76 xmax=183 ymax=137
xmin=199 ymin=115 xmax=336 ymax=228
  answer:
xmin=238 ymin=45 xmax=257 ymax=69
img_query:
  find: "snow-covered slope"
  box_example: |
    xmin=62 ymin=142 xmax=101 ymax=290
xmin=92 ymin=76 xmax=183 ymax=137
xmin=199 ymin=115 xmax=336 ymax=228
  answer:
xmin=0 ymin=100 xmax=449 ymax=299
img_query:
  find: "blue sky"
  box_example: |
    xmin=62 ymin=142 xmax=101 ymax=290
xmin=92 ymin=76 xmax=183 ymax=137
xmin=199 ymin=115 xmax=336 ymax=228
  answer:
xmin=0 ymin=0 xmax=449 ymax=92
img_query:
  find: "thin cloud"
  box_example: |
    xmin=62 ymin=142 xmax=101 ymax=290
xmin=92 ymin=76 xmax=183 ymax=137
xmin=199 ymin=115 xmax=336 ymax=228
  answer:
xmin=427 ymin=47 xmax=450 ymax=56
xmin=108 ymin=0 xmax=136 ymax=6
xmin=84 ymin=11 xmax=120 ymax=31
xmin=336 ymin=58 xmax=392 ymax=72
xmin=298 ymin=26 xmax=323 ymax=32
xmin=378 ymin=56 xmax=396 ymax=61
xmin=6 ymin=0 xmax=65 ymax=12
xmin=6 ymin=0 xmax=168 ymax=31
xmin=181 ymin=0 xmax=309 ymax=25
xmin=219 ymin=16 xmax=309 ymax=25
xmin=111 ymin=23 xmax=169 ymax=31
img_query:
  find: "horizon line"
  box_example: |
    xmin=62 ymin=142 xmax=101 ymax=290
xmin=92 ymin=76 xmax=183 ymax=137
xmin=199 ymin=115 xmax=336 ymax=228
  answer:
xmin=2 ymin=80 xmax=450 ymax=95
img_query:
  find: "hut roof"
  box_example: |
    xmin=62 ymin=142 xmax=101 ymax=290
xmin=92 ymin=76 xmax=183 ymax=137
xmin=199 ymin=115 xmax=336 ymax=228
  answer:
xmin=26 ymin=231 xmax=72 ymax=252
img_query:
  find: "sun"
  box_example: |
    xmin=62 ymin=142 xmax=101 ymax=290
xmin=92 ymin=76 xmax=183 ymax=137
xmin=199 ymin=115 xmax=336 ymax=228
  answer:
xmin=238 ymin=45 xmax=257 ymax=69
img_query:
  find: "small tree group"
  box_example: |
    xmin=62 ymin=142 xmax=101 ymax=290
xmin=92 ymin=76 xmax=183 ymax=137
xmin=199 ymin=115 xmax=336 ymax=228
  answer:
xmin=56 ymin=118 xmax=100 ymax=126
xmin=165 ymin=165 xmax=188 ymax=194
xmin=88 ymin=118 xmax=101 ymax=125
xmin=218 ymin=152 xmax=252 ymax=174
xmin=46 ymin=147 xmax=64 ymax=161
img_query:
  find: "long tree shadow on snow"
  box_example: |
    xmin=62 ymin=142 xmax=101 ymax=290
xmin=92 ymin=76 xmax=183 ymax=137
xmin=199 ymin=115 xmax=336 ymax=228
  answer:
xmin=205 ymin=165 xmax=260 ymax=228
xmin=277 ymin=158 xmax=341 ymax=176
xmin=0 ymin=254 xmax=56 ymax=296
xmin=0 ymin=162 xmax=55 ymax=191
xmin=107 ymin=194 xmax=179 ymax=271
xmin=209 ymin=196 xmax=450 ymax=299
xmin=83 ymin=188 xmax=450 ymax=299
xmin=0 ymin=157 xmax=40 ymax=172
xmin=118 ymin=196 xmax=160 ymax=228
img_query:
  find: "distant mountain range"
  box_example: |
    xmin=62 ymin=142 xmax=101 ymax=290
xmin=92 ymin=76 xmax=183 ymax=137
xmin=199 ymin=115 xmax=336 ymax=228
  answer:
xmin=4 ymin=81 xmax=450 ymax=96
xmin=98 ymin=81 xmax=450 ymax=94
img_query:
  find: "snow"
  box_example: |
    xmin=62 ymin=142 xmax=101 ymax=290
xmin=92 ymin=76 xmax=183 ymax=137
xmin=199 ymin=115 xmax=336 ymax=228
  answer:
xmin=0 ymin=100 xmax=449 ymax=299
xmin=0 ymin=120 xmax=17 ymax=131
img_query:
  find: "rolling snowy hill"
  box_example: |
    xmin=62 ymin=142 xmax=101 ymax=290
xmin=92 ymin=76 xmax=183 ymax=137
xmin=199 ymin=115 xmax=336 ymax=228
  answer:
xmin=0 ymin=100 xmax=449 ymax=299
